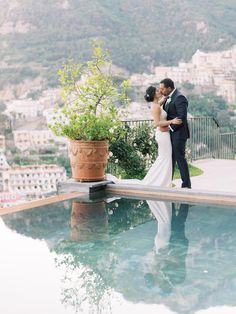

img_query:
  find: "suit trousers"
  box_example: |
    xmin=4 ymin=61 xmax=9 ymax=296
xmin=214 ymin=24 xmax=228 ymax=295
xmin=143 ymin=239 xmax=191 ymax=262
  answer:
xmin=171 ymin=137 xmax=191 ymax=188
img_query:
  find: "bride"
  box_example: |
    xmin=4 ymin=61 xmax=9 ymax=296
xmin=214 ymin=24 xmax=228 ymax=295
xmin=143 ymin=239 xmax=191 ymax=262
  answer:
xmin=147 ymin=200 xmax=172 ymax=252
xmin=107 ymin=85 xmax=182 ymax=188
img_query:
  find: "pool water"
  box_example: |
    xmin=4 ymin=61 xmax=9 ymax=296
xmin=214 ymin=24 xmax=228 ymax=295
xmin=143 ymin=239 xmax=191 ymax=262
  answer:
xmin=1 ymin=196 xmax=236 ymax=314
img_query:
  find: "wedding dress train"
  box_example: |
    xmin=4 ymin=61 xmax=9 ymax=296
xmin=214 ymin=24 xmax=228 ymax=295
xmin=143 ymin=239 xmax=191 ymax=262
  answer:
xmin=107 ymin=109 xmax=172 ymax=188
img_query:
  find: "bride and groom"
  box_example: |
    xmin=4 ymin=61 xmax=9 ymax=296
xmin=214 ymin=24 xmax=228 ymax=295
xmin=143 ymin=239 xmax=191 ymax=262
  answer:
xmin=108 ymin=78 xmax=191 ymax=189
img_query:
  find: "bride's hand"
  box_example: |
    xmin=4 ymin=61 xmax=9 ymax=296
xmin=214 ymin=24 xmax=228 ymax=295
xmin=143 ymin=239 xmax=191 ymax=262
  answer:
xmin=159 ymin=126 xmax=169 ymax=132
xmin=158 ymin=96 xmax=167 ymax=105
xmin=155 ymin=90 xmax=166 ymax=105
xmin=171 ymin=117 xmax=182 ymax=125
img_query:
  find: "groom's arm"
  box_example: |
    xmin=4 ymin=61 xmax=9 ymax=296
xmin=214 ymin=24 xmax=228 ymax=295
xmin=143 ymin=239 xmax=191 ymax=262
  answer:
xmin=169 ymin=95 xmax=187 ymax=132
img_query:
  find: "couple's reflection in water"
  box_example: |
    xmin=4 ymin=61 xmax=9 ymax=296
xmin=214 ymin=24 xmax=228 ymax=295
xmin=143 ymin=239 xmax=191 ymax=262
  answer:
xmin=61 ymin=198 xmax=190 ymax=312
xmin=145 ymin=200 xmax=189 ymax=293
xmin=71 ymin=200 xmax=189 ymax=291
xmin=69 ymin=198 xmax=189 ymax=295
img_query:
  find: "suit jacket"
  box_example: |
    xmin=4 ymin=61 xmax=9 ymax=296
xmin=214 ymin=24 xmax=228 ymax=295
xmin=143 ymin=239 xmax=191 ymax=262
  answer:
xmin=164 ymin=89 xmax=190 ymax=140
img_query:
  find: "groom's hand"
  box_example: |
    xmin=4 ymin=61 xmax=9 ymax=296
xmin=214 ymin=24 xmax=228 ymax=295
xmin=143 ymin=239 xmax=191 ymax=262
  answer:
xmin=159 ymin=126 xmax=169 ymax=132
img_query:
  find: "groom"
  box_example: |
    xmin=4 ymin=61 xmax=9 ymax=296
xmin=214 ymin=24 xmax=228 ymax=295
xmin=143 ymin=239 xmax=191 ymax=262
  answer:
xmin=159 ymin=78 xmax=191 ymax=189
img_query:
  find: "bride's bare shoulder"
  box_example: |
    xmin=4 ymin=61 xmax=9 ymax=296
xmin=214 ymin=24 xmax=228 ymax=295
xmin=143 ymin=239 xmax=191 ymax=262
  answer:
xmin=151 ymin=102 xmax=161 ymax=112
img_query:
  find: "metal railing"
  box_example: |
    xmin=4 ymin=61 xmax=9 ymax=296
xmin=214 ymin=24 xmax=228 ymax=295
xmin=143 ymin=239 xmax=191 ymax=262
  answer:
xmin=188 ymin=117 xmax=235 ymax=160
xmin=218 ymin=132 xmax=236 ymax=159
xmin=123 ymin=117 xmax=236 ymax=161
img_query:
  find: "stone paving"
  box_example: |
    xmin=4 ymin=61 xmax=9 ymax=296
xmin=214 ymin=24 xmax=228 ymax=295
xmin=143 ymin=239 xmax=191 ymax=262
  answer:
xmin=173 ymin=159 xmax=236 ymax=193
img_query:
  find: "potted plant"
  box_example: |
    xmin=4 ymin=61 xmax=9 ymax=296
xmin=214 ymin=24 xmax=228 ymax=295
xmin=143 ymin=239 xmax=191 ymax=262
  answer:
xmin=49 ymin=42 xmax=129 ymax=182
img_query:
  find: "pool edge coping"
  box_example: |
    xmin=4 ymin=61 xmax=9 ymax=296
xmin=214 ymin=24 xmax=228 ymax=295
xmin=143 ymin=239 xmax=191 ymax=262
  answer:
xmin=1 ymin=182 xmax=236 ymax=215
xmin=106 ymin=183 xmax=236 ymax=206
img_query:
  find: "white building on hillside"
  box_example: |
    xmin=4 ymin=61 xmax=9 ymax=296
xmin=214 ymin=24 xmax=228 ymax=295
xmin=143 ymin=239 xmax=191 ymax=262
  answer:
xmin=216 ymin=78 xmax=236 ymax=104
xmin=5 ymin=99 xmax=44 ymax=119
xmin=1 ymin=164 xmax=67 ymax=196
xmin=0 ymin=135 xmax=6 ymax=152
xmin=131 ymin=45 xmax=236 ymax=103
xmin=0 ymin=154 xmax=10 ymax=192
xmin=0 ymin=154 xmax=10 ymax=171
xmin=13 ymin=130 xmax=55 ymax=151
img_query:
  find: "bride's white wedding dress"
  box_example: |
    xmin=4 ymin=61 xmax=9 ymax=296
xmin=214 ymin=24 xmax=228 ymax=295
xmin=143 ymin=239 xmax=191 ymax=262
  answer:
xmin=107 ymin=108 xmax=172 ymax=188
xmin=147 ymin=200 xmax=172 ymax=253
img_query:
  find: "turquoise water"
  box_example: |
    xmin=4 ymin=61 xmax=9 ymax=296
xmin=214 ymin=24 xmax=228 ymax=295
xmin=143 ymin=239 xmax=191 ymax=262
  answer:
xmin=1 ymin=196 xmax=236 ymax=314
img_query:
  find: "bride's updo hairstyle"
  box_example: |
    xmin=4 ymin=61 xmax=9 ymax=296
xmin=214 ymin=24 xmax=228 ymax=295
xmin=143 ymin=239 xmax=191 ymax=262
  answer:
xmin=144 ymin=86 xmax=156 ymax=102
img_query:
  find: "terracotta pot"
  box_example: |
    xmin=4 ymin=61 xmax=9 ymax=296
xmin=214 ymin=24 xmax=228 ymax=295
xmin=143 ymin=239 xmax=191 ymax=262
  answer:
xmin=68 ymin=140 xmax=109 ymax=182
xmin=70 ymin=201 xmax=108 ymax=242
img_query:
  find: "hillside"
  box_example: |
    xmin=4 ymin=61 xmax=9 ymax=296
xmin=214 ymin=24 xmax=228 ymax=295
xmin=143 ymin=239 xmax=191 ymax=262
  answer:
xmin=0 ymin=0 xmax=236 ymax=90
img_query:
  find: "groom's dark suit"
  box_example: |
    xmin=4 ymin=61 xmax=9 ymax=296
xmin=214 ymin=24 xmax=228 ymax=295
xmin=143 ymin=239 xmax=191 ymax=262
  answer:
xmin=164 ymin=89 xmax=191 ymax=188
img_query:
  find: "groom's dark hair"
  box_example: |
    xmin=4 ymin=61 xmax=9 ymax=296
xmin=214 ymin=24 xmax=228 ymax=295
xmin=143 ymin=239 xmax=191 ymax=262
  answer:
xmin=160 ymin=78 xmax=175 ymax=89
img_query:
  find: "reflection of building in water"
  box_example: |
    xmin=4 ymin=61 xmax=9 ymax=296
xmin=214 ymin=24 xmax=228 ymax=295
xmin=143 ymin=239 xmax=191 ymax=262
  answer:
xmin=71 ymin=201 xmax=108 ymax=242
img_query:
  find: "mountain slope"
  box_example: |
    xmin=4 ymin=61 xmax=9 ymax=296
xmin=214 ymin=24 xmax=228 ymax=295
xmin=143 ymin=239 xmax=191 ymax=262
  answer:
xmin=0 ymin=0 xmax=235 ymax=89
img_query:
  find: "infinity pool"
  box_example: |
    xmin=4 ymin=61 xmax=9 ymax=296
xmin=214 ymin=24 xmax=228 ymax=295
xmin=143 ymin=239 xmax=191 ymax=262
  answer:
xmin=1 ymin=195 xmax=236 ymax=314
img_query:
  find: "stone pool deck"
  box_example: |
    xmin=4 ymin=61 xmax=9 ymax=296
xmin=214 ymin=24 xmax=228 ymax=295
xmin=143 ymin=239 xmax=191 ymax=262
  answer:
xmin=2 ymin=158 xmax=236 ymax=215
xmin=57 ymin=159 xmax=236 ymax=206
xmin=173 ymin=159 xmax=236 ymax=193
xmin=106 ymin=158 xmax=236 ymax=205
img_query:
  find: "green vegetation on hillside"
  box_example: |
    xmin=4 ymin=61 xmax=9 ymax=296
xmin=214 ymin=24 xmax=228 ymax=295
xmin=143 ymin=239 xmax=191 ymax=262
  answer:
xmin=0 ymin=0 xmax=236 ymax=88
xmin=188 ymin=93 xmax=236 ymax=132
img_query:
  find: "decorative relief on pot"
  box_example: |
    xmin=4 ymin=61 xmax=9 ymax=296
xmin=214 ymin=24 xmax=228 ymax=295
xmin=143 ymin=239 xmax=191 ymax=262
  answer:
xmin=68 ymin=140 xmax=109 ymax=182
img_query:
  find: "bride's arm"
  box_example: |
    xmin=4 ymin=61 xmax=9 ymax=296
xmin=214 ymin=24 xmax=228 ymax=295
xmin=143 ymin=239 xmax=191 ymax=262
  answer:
xmin=151 ymin=104 xmax=181 ymax=127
